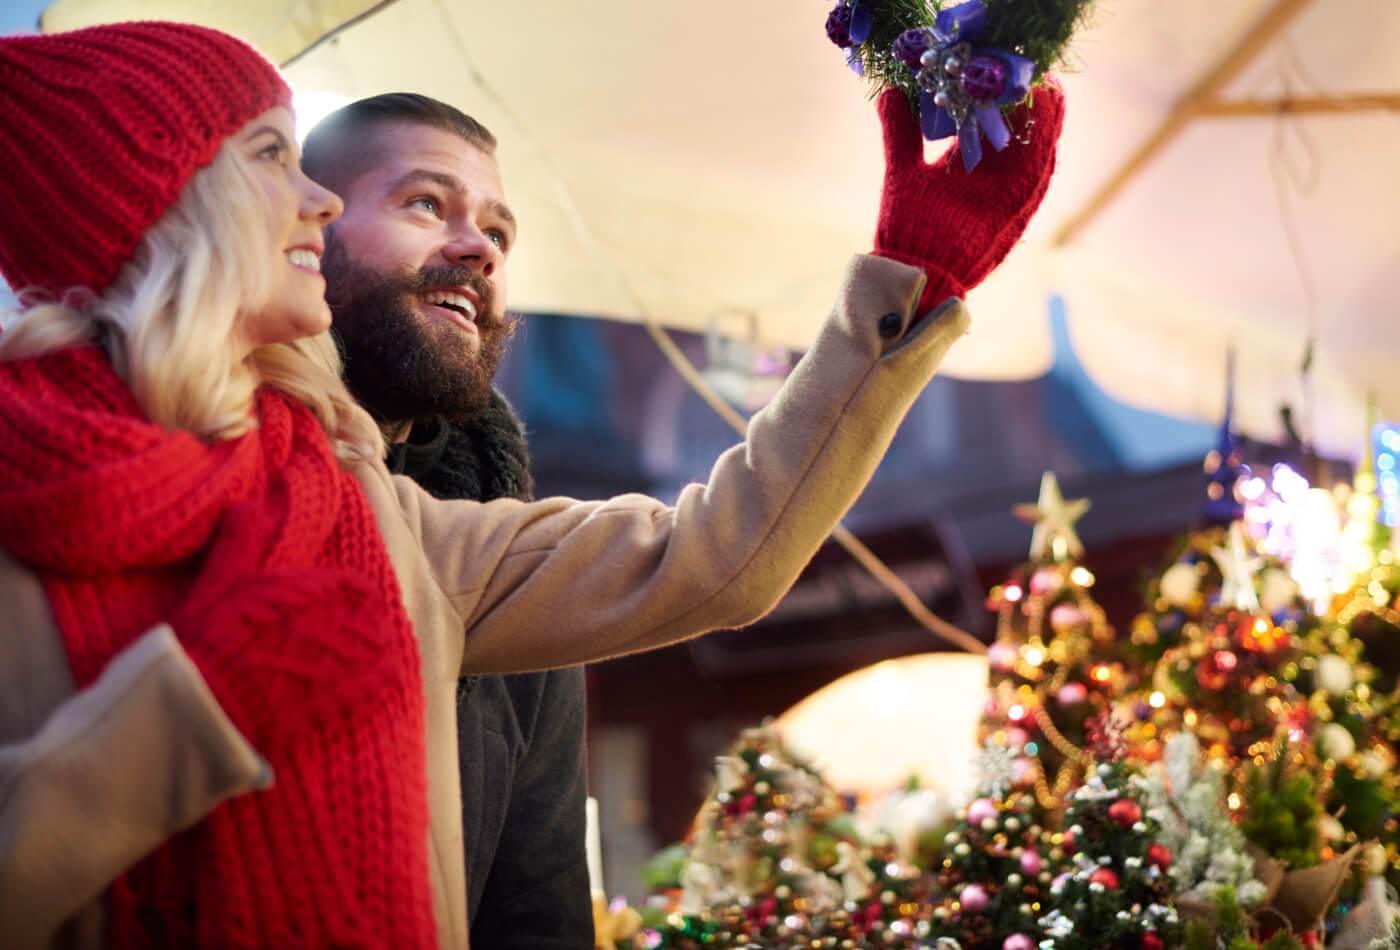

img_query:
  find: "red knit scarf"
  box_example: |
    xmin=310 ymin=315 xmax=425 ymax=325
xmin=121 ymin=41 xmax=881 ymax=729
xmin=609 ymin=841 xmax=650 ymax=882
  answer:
xmin=0 ymin=346 xmax=437 ymax=949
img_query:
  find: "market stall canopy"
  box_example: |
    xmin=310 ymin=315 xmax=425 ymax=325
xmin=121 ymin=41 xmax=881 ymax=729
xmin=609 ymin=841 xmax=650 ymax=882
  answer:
xmin=38 ymin=0 xmax=1400 ymax=456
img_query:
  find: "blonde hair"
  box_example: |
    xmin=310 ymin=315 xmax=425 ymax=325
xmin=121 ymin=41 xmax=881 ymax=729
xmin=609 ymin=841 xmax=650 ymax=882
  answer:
xmin=0 ymin=143 xmax=383 ymax=464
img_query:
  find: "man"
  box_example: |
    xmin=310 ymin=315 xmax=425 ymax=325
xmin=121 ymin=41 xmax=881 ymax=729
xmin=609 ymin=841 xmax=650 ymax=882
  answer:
xmin=301 ymin=94 xmax=592 ymax=950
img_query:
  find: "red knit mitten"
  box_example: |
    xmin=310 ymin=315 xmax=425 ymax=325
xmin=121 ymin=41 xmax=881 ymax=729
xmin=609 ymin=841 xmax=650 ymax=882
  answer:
xmin=873 ymin=79 xmax=1065 ymax=317
xmin=170 ymin=505 xmax=397 ymax=752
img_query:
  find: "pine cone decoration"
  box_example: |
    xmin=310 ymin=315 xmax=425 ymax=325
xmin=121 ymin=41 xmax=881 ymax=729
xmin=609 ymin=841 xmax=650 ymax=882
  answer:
xmin=961 ymin=915 xmax=995 ymax=947
xmin=1079 ymin=804 xmax=1111 ymax=842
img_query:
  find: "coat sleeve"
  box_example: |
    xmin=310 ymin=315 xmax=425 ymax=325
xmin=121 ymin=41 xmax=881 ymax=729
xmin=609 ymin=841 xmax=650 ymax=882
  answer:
xmin=396 ymin=254 xmax=970 ymax=674
xmin=0 ymin=619 xmax=270 ymax=949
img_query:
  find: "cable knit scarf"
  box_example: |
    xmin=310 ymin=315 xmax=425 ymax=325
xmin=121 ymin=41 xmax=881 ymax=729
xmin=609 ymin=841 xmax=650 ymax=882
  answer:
xmin=0 ymin=346 xmax=436 ymax=949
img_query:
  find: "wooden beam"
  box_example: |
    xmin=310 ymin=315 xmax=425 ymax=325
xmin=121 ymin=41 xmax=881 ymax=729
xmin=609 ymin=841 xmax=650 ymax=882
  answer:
xmin=1053 ymin=0 xmax=1317 ymax=247
xmin=1192 ymin=93 xmax=1400 ymax=117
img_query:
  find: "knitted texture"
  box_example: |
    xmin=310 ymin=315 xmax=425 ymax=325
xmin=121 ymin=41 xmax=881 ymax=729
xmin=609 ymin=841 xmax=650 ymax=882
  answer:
xmin=0 ymin=21 xmax=290 ymax=296
xmin=873 ymin=81 xmax=1065 ymax=316
xmin=387 ymin=390 xmax=535 ymax=503
xmin=0 ymin=346 xmax=436 ymax=949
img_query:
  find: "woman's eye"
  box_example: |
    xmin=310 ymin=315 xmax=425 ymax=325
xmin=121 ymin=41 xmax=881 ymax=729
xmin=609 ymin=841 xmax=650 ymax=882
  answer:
xmin=258 ymin=143 xmax=285 ymax=163
xmin=410 ymin=196 xmax=439 ymax=215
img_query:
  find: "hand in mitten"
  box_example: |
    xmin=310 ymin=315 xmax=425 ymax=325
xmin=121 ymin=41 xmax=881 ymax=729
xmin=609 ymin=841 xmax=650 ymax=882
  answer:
xmin=873 ymin=79 xmax=1065 ymax=317
xmin=170 ymin=504 xmax=397 ymax=752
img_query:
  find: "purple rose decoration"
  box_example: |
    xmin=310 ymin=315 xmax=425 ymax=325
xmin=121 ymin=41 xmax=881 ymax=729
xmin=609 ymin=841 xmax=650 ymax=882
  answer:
xmin=825 ymin=3 xmax=855 ymax=48
xmin=960 ymin=55 xmax=1008 ymax=101
xmin=893 ymin=28 xmax=933 ymax=72
xmin=900 ymin=0 xmax=1035 ymax=170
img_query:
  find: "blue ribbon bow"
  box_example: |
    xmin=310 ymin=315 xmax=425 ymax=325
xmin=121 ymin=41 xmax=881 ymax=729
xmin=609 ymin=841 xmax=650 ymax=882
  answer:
xmin=909 ymin=0 xmax=1034 ymax=171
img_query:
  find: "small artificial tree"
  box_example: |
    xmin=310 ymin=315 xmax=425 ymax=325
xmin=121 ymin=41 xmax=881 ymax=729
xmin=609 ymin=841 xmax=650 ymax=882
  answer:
xmin=982 ymin=472 xmax=1123 ymax=817
xmin=651 ymin=724 xmax=934 ymax=949
xmin=1036 ymin=716 xmax=1181 ymax=950
xmin=1235 ymin=740 xmax=1324 ymax=873
xmin=1137 ymin=520 xmax=1312 ymax=764
xmin=926 ymin=741 xmax=1059 ymax=950
xmin=1140 ymin=732 xmax=1269 ymax=909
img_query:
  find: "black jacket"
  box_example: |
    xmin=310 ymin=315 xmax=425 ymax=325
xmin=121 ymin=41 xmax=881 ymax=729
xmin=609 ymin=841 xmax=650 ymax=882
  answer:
xmin=388 ymin=394 xmax=593 ymax=949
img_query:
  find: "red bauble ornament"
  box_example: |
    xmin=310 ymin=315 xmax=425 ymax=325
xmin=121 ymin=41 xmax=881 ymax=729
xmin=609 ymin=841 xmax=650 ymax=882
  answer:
xmin=1089 ymin=868 xmax=1120 ymax=890
xmin=1146 ymin=843 xmax=1172 ymax=870
xmin=1196 ymin=657 xmax=1228 ymax=690
xmin=1108 ymin=798 xmax=1143 ymax=827
xmin=1140 ymin=934 xmax=1163 ymax=950
xmin=1061 ymin=830 xmax=1077 ymax=855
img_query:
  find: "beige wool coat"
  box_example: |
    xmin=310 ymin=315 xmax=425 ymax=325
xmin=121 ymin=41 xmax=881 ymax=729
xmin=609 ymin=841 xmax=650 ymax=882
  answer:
xmin=0 ymin=254 xmax=970 ymax=949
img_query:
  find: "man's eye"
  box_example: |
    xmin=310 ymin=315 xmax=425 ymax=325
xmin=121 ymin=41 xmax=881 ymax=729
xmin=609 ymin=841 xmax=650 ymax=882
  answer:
xmin=410 ymin=196 xmax=439 ymax=215
xmin=487 ymin=230 xmax=508 ymax=250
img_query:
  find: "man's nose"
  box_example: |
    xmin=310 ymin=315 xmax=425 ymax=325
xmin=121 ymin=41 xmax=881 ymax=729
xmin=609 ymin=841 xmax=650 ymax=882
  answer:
xmin=442 ymin=225 xmax=497 ymax=277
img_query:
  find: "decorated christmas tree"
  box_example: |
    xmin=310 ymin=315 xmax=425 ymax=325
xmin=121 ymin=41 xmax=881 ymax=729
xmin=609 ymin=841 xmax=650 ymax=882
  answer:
xmin=1037 ymin=716 xmax=1180 ymax=950
xmin=982 ymin=471 xmax=1122 ymax=816
xmin=648 ymin=724 xmax=936 ymax=949
xmin=926 ymin=741 xmax=1059 ymax=950
xmin=1120 ymin=362 xmax=1293 ymax=694
xmin=1224 ymin=422 xmax=1400 ymax=895
xmin=1136 ymin=520 xmax=1314 ymax=763
xmin=1299 ymin=420 xmax=1400 ymax=891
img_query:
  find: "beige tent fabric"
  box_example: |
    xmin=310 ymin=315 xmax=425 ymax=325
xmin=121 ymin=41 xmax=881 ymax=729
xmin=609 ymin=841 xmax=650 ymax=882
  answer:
xmin=38 ymin=0 xmax=1400 ymax=455
xmin=40 ymin=0 xmax=383 ymax=64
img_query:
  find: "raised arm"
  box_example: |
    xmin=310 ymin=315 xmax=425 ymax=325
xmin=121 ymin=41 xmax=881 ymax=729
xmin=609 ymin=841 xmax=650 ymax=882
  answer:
xmin=393 ymin=255 xmax=968 ymax=674
xmin=390 ymin=85 xmax=1064 ymax=676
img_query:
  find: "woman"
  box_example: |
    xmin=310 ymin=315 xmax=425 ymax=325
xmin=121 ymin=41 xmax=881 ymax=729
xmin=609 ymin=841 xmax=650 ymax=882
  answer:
xmin=0 ymin=19 xmax=1063 ymax=950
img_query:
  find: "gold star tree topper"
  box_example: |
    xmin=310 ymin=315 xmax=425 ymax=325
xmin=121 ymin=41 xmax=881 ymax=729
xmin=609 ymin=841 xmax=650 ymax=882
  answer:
xmin=1013 ymin=471 xmax=1091 ymax=563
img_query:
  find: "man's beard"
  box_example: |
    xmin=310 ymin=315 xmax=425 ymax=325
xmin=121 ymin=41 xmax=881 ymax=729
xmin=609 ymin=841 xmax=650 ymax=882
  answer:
xmin=320 ymin=237 xmax=516 ymax=426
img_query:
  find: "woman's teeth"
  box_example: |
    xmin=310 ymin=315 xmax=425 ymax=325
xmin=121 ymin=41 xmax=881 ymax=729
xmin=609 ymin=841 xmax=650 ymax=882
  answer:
xmin=286 ymin=249 xmax=320 ymax=272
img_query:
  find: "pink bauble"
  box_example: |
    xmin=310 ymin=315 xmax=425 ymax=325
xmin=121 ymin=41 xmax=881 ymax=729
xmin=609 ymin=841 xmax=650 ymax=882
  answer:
xmin=1056 ymin=681 xmax=1088 ymax=706
xmin=988 ymin=641 xmax=1019 ymax=671
xmin=1003 ymin=936 xmax=1036 ymax=950
xmin=1029 ymin=568 xmax=1058 ymax=594
xmin=1012 ymin=756 xmax=1037 ymax=786
xmin=1019 ymin=850 xmax=1042 ymax=876
xmin=1048 ymin=603 xmax=1086 ymax=633
xmin=966 ymin=797 xmax=999 ymax=826
xmin=1006 ymin=727 xmax=1031 ymax=748
xmin=959 ymin=883 xmax=990 ymax=913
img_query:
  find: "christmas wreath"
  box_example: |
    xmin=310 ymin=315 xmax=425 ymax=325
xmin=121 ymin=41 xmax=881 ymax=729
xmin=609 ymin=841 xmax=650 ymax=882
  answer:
xmin=825 ymin=0 xmax=1092 ymax=169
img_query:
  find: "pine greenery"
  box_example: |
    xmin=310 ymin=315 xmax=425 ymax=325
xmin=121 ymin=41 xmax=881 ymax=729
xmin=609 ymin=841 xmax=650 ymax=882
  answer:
xmin=844 ymin=0 xmax=1094 ymax=102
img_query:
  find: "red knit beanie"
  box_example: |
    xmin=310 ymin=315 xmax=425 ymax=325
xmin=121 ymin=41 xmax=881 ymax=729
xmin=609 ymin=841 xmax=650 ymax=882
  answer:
xmin=0 ymin=21 xmax=292 ymax=296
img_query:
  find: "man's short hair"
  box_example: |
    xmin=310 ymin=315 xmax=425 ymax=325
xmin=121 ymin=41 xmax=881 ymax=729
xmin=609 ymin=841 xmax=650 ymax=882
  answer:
xmin=302 ymin=93 xmax=497 ymax=196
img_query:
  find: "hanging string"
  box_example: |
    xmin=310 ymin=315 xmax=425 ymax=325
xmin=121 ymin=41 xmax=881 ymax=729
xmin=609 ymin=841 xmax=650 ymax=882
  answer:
xmin=430 ymin=0 xmax=985 ymax=655
xmin=1266 ymin=45 xmax=1323 ymax=469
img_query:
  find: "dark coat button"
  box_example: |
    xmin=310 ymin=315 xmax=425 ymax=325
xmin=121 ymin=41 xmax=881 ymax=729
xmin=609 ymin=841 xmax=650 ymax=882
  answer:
xmin=878 ymin=312 xmax=904 ymax=339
